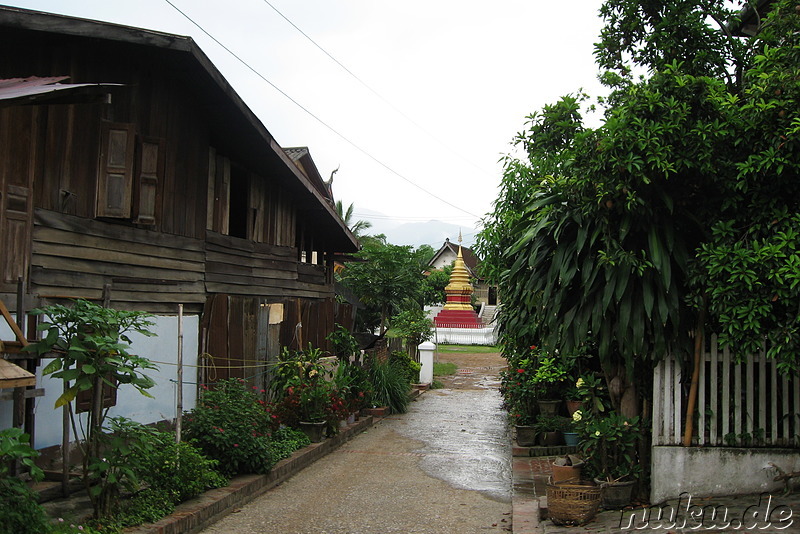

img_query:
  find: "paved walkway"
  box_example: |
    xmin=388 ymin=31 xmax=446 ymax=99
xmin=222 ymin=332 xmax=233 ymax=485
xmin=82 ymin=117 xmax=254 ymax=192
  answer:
xmin=202 ymin=384 xmax=513 ymax=533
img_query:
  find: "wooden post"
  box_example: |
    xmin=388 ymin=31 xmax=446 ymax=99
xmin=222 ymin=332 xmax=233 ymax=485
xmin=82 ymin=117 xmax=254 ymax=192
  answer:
xmin=683 ymin=302 xmax=707 ymax=446
xmin=176 ymin=305 xmax=184 ymax=444
xmin=62 ymin=381 xmax=70 ymax=497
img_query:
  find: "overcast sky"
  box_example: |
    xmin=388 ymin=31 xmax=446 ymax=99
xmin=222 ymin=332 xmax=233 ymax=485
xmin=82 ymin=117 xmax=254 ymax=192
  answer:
xmin=3 ymin=0 xmax=608 ymax=238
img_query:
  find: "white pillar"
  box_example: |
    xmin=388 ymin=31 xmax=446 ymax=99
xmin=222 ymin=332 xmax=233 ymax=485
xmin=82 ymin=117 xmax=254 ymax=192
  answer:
xmin=418 ymin=341 xmax=436 ymax=384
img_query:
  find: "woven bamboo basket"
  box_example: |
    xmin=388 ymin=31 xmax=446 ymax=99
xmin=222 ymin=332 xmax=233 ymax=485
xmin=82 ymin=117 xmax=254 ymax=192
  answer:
xmin=545 ymin=479 xmax=601 ymax=526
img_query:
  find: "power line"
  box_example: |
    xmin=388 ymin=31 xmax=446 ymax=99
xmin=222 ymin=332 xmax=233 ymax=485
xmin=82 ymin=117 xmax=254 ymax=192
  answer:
xmin=353 ymin=212 xmax=478 ymax=222
xmin=259 ymin=0 xmax=495 ymax=180
xmin=163 ymin=0 xmax=478 ymax=218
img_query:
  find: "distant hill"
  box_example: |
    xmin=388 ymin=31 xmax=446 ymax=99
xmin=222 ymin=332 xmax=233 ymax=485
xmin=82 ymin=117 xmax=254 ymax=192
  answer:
xmin=382 ymin=220 xmax=477 ymax=248
xmin=351 ymin=208 xmax=478 ymax=248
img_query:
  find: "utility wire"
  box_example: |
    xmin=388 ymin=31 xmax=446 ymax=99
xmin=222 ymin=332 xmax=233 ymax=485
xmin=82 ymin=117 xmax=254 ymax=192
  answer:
xmin=163 ymin=0 xmax=478 ymax=218
xmin=260 ymin=0 xmax=494 ymax=180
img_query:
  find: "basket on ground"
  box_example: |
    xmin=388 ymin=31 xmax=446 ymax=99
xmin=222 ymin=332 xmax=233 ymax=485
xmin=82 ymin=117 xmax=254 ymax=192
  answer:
xmin=545 ymin=479 xmax=601 ymax=526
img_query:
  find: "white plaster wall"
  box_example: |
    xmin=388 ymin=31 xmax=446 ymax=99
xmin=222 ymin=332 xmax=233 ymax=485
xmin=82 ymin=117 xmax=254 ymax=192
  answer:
xmin=430 ymin=249 xmax=456 ymax=271
xmin=31 ymin=314 xmax=199 ymax=449
xmin=651 ymin=446 xmax=800 ymax=504
xmin=0 ymin=312 xmax=21 ymax=430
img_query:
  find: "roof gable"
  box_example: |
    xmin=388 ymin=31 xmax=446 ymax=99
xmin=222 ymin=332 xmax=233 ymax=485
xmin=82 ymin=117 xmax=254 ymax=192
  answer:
xmin=0 ymin=5 xmax=358 ymax=252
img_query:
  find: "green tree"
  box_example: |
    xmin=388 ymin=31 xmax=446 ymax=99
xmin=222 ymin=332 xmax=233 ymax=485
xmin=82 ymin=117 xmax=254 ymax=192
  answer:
xmin=421 ymin=265 xmax=453 ymax=305
xmin=340 ymin=240 xmax=428 ymax=334
xmin=476 ymin=0 xmax=800 ymax=417
xmin=26 ymin=300 xmax=157 ymax=517
xmin=335 ymin=200 xmax=372 ymax=238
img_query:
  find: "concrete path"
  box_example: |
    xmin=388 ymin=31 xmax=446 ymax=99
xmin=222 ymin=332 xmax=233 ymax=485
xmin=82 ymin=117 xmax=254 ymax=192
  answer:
xmin=202 ymin=366 xmax=512 ymax=533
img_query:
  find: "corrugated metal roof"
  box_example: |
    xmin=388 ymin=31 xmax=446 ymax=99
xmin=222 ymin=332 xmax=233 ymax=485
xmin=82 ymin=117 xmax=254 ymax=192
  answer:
xmin=0 ymin=75 xmax=121 ymax=106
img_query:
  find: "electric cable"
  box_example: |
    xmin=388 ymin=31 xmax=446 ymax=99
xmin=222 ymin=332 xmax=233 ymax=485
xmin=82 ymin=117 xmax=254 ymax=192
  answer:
xmin=163 ymin=0 xmax=479 ymax=218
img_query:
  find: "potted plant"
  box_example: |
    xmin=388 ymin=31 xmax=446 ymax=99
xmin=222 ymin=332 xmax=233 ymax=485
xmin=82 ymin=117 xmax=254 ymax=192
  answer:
xmin=565 ymin=379 xmax=582 ymax=416
xmin=552 ymin=454 xmax=584 ymax=483
xmin=563 ymin=410 xmax=581 ymax=446
xmin=530 ymin=355 xmax=568 ymax=414
xmin=532 ymin=414 xmax=571 ymax=446
xmin=500 ymin=352 xmax=539 ymax=445
xmin=576 ymin=411 xmax=643 ymax=509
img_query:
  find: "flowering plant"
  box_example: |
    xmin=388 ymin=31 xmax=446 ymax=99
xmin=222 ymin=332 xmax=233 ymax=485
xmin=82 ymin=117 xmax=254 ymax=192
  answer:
xmin=500 ymin=347 xmax=568 ymax=424
xmin=183 ymin=378 xmax=277 ymax=477
xmin=575 ymin=373 xmax=609 ymax=417
xmin=575 ymin=411 xmax=643 ymax=482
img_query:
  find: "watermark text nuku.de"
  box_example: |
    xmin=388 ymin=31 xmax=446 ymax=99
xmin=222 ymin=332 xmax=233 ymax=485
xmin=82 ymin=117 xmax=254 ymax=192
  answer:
xmin=619 ymin=492 xmax=794 ymax=530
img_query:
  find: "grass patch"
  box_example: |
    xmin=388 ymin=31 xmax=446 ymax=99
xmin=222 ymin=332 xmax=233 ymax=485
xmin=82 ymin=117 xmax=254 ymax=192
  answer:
xmin=430 ymin=380 xmax=445 ymax=389
xmin=433 ymin=362 xmax=457 ymax=376
xmin=436 ymin=344 xmax=499 ymax=353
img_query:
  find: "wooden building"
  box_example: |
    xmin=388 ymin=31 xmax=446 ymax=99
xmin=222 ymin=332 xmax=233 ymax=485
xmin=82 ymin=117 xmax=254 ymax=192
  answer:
xmin=0 ymin=6 xmax=359 ymax=445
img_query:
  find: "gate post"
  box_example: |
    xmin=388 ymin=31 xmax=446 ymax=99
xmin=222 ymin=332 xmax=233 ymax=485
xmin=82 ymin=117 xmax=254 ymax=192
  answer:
xmin=418 ymin=341 xmax=435 ymax=385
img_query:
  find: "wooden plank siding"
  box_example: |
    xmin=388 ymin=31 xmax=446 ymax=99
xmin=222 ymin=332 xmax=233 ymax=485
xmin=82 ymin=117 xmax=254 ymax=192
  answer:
xmin=31 ymin=209 xmax=206 ymax=314
xmin=204 ymin=232 xmax=333 ymax=300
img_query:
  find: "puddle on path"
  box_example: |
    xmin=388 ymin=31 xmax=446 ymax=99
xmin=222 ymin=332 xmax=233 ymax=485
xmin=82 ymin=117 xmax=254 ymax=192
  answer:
xmin=390 ymin=387 xmax=512 ymax=503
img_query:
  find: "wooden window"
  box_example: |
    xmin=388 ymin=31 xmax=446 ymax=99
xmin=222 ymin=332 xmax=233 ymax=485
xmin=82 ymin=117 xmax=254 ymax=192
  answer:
xmin=97 ymin=122 xmax=135 ymax=218
xmin=75 ymin=376 xmax=118 ymax=413
xmin=134 ymin=136 xmax=165 ymax=225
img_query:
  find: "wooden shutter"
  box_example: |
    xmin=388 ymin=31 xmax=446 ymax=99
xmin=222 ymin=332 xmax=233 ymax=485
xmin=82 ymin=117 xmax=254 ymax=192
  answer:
xmin=75 ymin=376 xmax=118 ymax=413
xmin=97 ymin=122 xmax=135 ymax=218
xmin=134 ymin=136 xmax=164 ymax=225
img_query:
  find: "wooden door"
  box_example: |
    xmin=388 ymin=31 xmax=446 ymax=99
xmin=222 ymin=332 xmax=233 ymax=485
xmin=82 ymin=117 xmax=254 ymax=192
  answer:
xmin=0 ymin=107 xmax=36 ymax=294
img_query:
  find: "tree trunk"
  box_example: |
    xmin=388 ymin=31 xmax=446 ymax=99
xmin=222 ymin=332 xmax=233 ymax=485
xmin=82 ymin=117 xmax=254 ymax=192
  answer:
xmin=605 ymin=365 xmax=639 ymax=418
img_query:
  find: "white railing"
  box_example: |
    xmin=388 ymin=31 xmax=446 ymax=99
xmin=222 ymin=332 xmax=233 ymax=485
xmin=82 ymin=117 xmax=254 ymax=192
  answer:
xmin=432 ymin=326 xmax=497 ymax=346
xmin=652 ymin=334 xmax=800 ymax=447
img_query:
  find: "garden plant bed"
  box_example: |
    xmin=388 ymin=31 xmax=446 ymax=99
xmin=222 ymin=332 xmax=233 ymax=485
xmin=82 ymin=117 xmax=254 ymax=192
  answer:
xmin=126 ymin=415 xmax=374 ymax=534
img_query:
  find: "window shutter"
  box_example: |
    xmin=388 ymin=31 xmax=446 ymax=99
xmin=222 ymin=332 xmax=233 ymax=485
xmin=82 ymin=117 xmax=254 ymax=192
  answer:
xmin=97 ymin=122 xmax=135 ymax=218
xmin=134 ymin=136 xmax=164 ymax=225
xmin=75 ymin=377 xmax=118 ymax=413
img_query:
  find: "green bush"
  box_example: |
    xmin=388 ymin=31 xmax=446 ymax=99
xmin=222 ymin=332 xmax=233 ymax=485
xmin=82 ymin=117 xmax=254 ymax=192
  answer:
xmin=184 ymin=378 xmax=276 ymax=477
xmin=389 ymin=351 xmax=421 ymax=384
xmin=369 ymin=357 xmax=411 ymax=414
xmin=267 ymin=426 xmax=311 ymax=463
xmin=0 ymin=477 xmax=50 ymax=534
xmin=132 ymin=430 xmax=227 ymax=503
xmin=115 ymin=488 xmax=175 ymax=527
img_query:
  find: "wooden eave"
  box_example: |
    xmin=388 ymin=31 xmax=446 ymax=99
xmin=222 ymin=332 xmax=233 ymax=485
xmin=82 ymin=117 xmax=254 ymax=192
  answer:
xmin=0 ymin=6 xmax=359 ymax=253
xmin=0 ymin=358 xmax=35 ymax=389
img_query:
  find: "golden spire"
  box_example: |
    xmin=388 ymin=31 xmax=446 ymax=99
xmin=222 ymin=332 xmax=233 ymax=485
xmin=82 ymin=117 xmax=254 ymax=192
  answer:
xmin=443 ymin=237 xmax=473 ymax=310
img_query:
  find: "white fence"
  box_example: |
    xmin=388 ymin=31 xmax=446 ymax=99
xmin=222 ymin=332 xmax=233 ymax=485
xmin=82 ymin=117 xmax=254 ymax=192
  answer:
xmin=653 ymin=335 xmax=800 ymax=447
xmin=432 ymin=326 xmax=497 ymax=346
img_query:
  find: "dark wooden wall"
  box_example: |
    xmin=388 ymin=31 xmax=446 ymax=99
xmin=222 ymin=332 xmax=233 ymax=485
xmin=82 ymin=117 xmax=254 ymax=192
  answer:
xmin=0 ymin=21 xmax=346 ymax=374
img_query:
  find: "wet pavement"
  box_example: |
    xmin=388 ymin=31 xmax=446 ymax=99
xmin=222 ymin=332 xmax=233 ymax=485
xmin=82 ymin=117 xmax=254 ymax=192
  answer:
xmin=201 ymin=364 xmax=513 ymax=533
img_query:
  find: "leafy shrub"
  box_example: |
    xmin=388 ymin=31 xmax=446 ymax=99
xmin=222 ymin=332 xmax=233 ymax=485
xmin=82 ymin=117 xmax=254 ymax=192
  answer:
xmin=368 ymin=357 xmax=411 ymax=414
xmin=389 ymin=351 xmax=421 ymax=384
xmin=115 ymin=488 xmax=175 ymax=527
xmin=49 ymin=520 xmax=107 ymax=534
xmin=0 ymin=427 xmax=44 ymax=481
xmin=0 ymin=477 xmax=50 ymax=534
xmin=267 ymin=427 xmax=311 ymax=463
xmin=0 ymin=428 xmax=49 ymax=534
xmin=131 ymin=430 xmax=227 ymax=503
xmin=326 ymin=323 xmax=360 ymax=360
xmin=184 ymin=378 xmax=277 ymax=477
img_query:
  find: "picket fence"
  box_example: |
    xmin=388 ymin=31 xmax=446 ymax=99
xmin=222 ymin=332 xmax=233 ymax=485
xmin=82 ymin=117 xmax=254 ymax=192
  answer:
xmin=652 ymin=334 xmax=800 ymax=447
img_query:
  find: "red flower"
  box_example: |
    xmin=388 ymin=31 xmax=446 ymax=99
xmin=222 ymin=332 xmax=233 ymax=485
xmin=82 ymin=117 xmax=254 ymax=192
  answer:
xmin=233 ymin=443 xmax=239 ymax=447
xmin=517 ymin=369 xmax=524 ymax=373
xmin=530 ymin=345 xmax=537 ymax=350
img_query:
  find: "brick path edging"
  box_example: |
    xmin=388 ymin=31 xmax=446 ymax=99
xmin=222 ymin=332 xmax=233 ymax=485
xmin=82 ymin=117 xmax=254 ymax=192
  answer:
xmin=126 ymin=416 xmax=375 ymax=534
